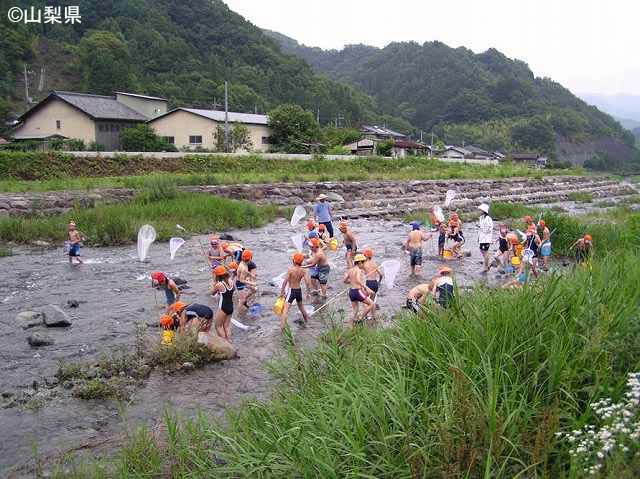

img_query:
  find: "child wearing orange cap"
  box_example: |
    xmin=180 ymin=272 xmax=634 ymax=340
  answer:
xmin=167 ymin=301 xmax=215 ymax=334
xmin=362 ymin=248 xmax=384 ymax=307
xmin=236 ymin=249 xmax=258 ymax=310
xmin=279 ymin=253 xmax=313 ymax=331
xmin=152 ymin=271 xmax=181 ymax=306
xmin=344 ymin=254 xmax=375 ymax=325
xmin=523 ymin=215 xmax=536 ymax=233
xmin=523 ymin=225 xmax=541 ymax=278
xmin=572 ymin=234 xmax=593 ymax=264
xmin=447 ymin=213 xmax=465 ymax=258
xmin=489 ymin=224 xmax=510 ymax=272
xmin=304 ymin=238 xmax=330 ymax=298
xmin=432 ymin=266 xmax=455 ymax=308
xmin=317 ymin=223 xmax=330 ymax=244
xmin=210 ymin=265 xmax=235 ymax=341
xmin=538 ymin=220 xmax=552 ymax=271
xmin=338 ymin=220 xmax=358 ymax=268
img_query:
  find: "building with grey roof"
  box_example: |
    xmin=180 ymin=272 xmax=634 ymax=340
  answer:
xmin=12 ymin=90 xmax=167 ymax=150
xmin=147 ymin=107 xmax=271 ymax=152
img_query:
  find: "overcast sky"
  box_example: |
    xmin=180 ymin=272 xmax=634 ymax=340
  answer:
xmin=224 ymin=0 xmax=638 ymax=97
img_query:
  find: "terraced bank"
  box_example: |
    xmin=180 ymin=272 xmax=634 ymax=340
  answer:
xmin=0 ymin=175 xmax=634 ymax=218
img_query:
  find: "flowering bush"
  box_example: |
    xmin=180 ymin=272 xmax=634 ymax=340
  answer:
xmin=558 ymin=372 xmax=640 ymax=476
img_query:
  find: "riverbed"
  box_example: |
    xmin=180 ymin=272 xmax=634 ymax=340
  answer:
xmin=0 ymin=216 xmax=567 ymax=476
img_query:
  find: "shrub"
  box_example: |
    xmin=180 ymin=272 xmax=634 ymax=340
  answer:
xmin=376 ymin=139 xmax=394 ymax=156
xmin=120 ymin=124 xmax=177 ymax=152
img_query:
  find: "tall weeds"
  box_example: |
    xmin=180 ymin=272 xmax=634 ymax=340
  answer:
xmin=0 ymin=192 xmax=281 ymax=245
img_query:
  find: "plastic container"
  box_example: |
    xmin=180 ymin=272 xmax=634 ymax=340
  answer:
xmin=161 ymin=330 xmax=175 ymax=345
xmin=273 ymin=297 xmax=285 ymax=315
xmin=329 ymin=238 xmax=338 ymax=251
xmin=443 ymin=249 xmax=453 ymax=259
xmin=511 ymin=256 xmax=521 ymax=266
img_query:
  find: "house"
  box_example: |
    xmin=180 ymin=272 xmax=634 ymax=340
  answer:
xmin=392 ymin=139 xmax=430 ymax=158
xmin=147 ymin=108 xmax=271 ymax=152
xmin=360 ymin=125 xmax=407 ymax=141
xmin=11 ymin=91 xmax=161 ymax=150
xmin=440 ymin=146 xmax=472 ymax=159
xmin=509 ymin=153 xmax=547 ymax=167
xmin=114 ymin=92 xmax=167 ymax=119
xmin=345 ymin=138 xmax=376 ymax=156
xmin=465 ymin=145 xmax=494 ymax=160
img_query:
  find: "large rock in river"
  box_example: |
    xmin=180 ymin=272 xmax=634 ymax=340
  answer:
xmin=43 ymin=304 xmax=72 ymax=328
xmin=17 ymin=311 xmax=45 ymax=329
xmin=27 ymin=333 xmax=54 ymax=347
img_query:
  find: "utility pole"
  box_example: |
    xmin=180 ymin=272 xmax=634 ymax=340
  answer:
xmin=38 ymin=66 xmax=45 ymax=92
xmin=430 ymin=131 xmax=434 ymax=159
xmin=419 ymin=130 xmax=423 ymax=143
xmin=24 ymin=64 xmax=30 ymax=106
xmin=224 ymin=81 xmax=229 ymax=153
xmin=317 ymin=107 xmax=320 ymax=124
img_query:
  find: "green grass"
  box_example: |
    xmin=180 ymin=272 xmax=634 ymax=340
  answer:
xmin=567 ymin=191 xmax=594 ymax=203
xmin=0 ymin=152 xmax=585 ymax=192
xmin=0 ymin=192 xmax=283 ymax=246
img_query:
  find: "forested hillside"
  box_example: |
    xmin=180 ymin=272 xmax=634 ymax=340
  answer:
xmin=267 ymin=31 xmax=637 ymax=161
xmin=0 ymin=0 xmax=413 ymax=135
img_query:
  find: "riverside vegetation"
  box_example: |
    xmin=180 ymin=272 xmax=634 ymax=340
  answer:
xmin=0 ymin=151 xmax=582 ymax=193
xmin=0 ymin=177 xmax=283 ymax=245
xmin=47 ymin=210 xmax=640 ymax=478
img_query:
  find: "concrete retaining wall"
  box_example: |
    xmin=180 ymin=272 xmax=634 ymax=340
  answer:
xmin=0 ymin=176 xmax=632 ymax=217
xmin=63 ymin=151 xmax=499 ymax=165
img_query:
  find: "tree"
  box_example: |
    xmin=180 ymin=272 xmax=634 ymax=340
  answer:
xmin=510 ymin=117 xmax=555 ymax=154
xmin=268 ymin=104 xmax=321 ymax=153
xmin=78 ymin=30 xmax=134 ymax=95
xmin=376 ymin=140 xmax=394 ymax=157
xmin=215 ymin=124 xmax=254 ymax=152
xmin=120 ymin=124 xmax=176 ymax=152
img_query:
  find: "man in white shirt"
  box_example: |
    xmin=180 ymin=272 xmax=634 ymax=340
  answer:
xmin=477 ymin=203 xmax=493 ymax=273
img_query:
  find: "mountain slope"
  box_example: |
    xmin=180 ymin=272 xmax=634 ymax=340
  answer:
xmin=0 ymin=0 xmax=410 ymax=132
xmin=266 ymin=31 xmax=636 ymax=161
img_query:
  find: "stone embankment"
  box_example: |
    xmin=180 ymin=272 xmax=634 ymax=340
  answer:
xmin=0 ymin=176 xmax=635 ymax=218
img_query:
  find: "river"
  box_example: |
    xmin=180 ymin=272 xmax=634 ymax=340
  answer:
xmin=0 ymin=216 xmax=566 ymax=476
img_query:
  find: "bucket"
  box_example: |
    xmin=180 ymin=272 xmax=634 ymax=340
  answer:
xmin=273 ymin=296 xmax=285 ymax=315
xmin=511 ymin=256 xmax=521 ymax=266
xmin=329 ymin=238 xmax=338 ymax=251
xmin=161 ymin=330 xmax=175 ymax=346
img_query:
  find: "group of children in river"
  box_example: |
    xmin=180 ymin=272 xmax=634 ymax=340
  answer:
xmin=57 ymin=191 xmax=596 ymax=348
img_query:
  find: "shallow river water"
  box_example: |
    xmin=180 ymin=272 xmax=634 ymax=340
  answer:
xmin=0 ymin=217 xmax=565 ymax=475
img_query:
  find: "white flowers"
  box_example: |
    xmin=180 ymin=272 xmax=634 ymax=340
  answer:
xmin=557 ymin=372 xmax=640 ymax=475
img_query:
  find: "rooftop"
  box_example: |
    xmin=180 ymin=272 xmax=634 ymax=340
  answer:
xmin=17 ymin=91 xmax=149 ymax=123
xmin=150 ymin=107 xmax=269 ymax=125
xmin=115 ymin=91 xmax=168 ymax=102
xmin=360 ymin=125 xmax=406 ymax=138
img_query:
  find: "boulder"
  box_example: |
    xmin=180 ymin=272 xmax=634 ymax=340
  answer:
xmin=66 ymin=300 xmax=80 ymax=308
xmin=16 ymin=311 xmax=44 ymax=325
xmin=197 ymin=332 xmax=237 ymax=360
xmin=43 ymin=304 xmax=72 ymax=328
xmin=219 ymin=233 xmax=234 ymax=241
xmin=27 ymin=333 xmax=54 ymax=347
